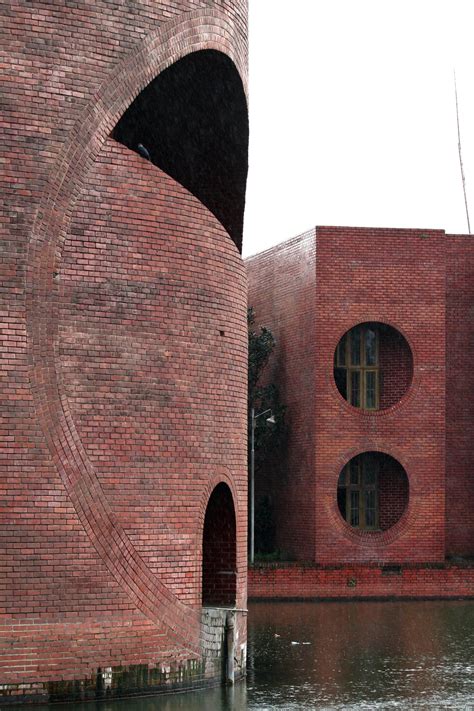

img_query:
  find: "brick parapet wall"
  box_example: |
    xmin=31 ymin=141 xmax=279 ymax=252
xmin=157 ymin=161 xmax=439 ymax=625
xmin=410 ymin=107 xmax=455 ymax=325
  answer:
xmin=248 ymin=563 xmax=474 ymax=600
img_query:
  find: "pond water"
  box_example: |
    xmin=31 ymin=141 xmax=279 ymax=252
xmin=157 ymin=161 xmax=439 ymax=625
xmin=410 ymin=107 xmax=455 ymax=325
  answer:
xmin=43 ymin=600 xmax=474 ymax=710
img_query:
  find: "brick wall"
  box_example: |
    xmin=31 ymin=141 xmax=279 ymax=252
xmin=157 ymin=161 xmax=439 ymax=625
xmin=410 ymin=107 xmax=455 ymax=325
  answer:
xmin=378 ymin=326 xmax=413 ymax=409
xmin=1 ymin=1 xmax=248 ymax=702
xmin=446 ymin=236 xmax=474 ymax=556
xmin=247 ymin=227 xmax=451 ymax=566
xmin=316 ymin=227 xmax=446 ymax=564
xmin=246 ymin=231 xmax=317 ymax=561
xmin=378 ymin=456 xmax=409 ymax=531
xmin=248 ymin=563 xmax=474 ymax=600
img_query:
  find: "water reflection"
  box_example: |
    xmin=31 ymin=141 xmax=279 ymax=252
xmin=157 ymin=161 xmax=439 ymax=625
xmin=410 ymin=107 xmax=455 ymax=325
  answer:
xmin=247 ymin=600 xmax=474 ymax=709
xmin=43 ymin=685 xmax=247 ymax=711
xmin=40 ymin=601 xmax=474 ymax=710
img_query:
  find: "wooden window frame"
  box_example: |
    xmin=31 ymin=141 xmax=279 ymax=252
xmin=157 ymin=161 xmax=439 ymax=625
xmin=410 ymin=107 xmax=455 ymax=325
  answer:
xmin=334 ymin=324 xmax=380 ymax=410
xmin=338 ymin=456 xmax=379 ymax=530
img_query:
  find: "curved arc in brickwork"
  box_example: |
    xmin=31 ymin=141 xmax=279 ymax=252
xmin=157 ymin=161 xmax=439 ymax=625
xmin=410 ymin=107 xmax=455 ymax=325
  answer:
xmin=25 ymin=10 xmax=248 ymax=654
xmin=197 ymin=471 xmax=246 ymax=611
xmin=198 ymin=470 xmax=240 ymax=525
xmin=201 ymin=480 xmax=238 ymax=607
xmin=327 ymin=446 xmax=413 ymax=546
xmin=196 ymin=472 xmax=242 ymax=562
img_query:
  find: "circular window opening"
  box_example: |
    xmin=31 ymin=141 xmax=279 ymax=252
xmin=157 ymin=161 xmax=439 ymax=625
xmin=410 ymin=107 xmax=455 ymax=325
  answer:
xmin=337 ymin=452 xmax=409 ymax=531
xmin=334 ymin=322 xmax=413 ymax=411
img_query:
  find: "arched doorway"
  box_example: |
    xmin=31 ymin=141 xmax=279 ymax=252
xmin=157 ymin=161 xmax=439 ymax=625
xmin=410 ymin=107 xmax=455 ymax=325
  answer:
xmin=202 ymin=483 xmax=237 ymax=606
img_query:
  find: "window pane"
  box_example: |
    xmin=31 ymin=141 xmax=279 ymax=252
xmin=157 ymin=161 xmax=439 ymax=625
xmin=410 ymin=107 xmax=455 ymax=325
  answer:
xmin=363 ymin=465 xmax=376 ymax=486
xmin=338 ymin=469 xmax=346 ymax=487
xmin=365 ymin=490 xmax=376 ymax=527
xmin=350 ymin=459 xmax=359 ymax=485
xmin=350 ymin=370 xmax=360 ymax=407
xmin=365 ymin=328 xmax=377 ymax=365
xmin=337 ymin=487 xmax=346 ymax=520
xmin=350 ymin=328 xmax=361 ymax=365
xmin=336 ymin=336 xmax=346 ymax=366
xmin=350 ymin=491 xmax=359 ymax=526
xmin=365 ymin=370 xmax=377 ymax=409
xmin=363 ymin=454 xmax=377 ymax=485
xmin=334 ymin=367 xmax=347 ymax=399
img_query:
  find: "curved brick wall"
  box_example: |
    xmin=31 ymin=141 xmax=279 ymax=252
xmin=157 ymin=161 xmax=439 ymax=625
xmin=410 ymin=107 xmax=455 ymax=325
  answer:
xmin=1 ymin=1 xmax=248 ymax=703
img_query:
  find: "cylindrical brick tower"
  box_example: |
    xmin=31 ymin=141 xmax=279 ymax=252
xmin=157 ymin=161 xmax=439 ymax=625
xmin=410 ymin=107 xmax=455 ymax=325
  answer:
xmin=1 ymin=1 xmax=248 ymax=703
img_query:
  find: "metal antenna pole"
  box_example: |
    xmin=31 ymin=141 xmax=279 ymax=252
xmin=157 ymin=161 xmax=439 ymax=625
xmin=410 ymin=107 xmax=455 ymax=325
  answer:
xmin=250 ymin=407 xmax=255 ymax=565
xmin=454 ymin=70 xmax=471 ymax=234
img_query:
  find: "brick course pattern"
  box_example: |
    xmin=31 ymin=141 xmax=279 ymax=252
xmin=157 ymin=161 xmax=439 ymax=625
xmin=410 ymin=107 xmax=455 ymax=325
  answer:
xmin=446 ymin=236 xmax=474 ymax=557
xmin=1 ymin=1 xmax=248 ymax=703
xmin=246 ymin=231 xmax=317 ymax=560
xmin=246 ymin=226 xmax=474 ymax=574
xmin=248 ymin=563 xmax=474 ymax=600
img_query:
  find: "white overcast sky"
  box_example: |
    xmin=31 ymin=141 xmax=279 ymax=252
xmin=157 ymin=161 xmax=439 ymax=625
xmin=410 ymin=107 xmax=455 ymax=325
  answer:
xmin=242 ymin=0 xmax=474 ymax=257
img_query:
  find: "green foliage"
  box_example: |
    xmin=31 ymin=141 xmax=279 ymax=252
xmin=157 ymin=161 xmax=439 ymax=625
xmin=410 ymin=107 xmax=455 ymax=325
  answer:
xmin=248 ymin=307 xmax=287 ymax=471
xmin=248 ymin=306 xmax=275 ymax=400
xmin=248 ymin=307 xmax=287 ymax=555
xmin=253 ymin=548 xmax=295 ymax=563
xmin=255 ymin=495 xmax=275 ymax=555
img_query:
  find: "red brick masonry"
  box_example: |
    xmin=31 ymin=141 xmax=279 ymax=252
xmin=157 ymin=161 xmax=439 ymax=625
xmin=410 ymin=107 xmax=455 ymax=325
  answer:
xmin=246 ymin=227 xmax=474 ymax=567
xmin=249 ymin=563 xmax=474 ymax=600
xmin=1 ymin=0 xmax=249 ymax=703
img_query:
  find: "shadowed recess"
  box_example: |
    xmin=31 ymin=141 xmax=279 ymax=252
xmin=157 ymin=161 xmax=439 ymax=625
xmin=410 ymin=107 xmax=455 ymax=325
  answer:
xmin=113 ymin=49 xmax=248 ymax=250
xmin=334 ymin=322 xmax=413 ymax=411
xmin=202 ymin=483 xmax=237 ymax=606
xmin=337 ymin=451 xmax=409 ymax=532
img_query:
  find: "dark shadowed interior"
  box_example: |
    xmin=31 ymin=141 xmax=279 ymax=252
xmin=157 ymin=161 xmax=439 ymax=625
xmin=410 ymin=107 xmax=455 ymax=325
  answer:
xmin=202 ymin=483 xmax=237 ymax=606
xmin=113 ymin=50 xmax=248 ymax=250
xmin=337 ymin=451 xmax=409 ymax=531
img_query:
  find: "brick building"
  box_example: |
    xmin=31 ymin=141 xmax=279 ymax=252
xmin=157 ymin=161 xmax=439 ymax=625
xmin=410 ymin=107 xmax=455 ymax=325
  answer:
xmin=1 ymin=1 xmax=249 ymax=703
xmin=247 ymin=227 xmax=474 ymax=596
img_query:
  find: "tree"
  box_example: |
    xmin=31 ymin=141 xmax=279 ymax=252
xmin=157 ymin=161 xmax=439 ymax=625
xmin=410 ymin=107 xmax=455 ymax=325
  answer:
xmin=248 ymin=307 xmax=287 ymax=554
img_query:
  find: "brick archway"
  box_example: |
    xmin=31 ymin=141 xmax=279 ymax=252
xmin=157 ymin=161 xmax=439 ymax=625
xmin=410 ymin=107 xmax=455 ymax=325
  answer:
xmin=202 ymin=483 xmax=237 ymax=607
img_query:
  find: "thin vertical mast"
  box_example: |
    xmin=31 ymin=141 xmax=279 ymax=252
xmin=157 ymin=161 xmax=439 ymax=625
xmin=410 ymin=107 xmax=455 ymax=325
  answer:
xmin=454 ymin=70 xmax=471 ymax=234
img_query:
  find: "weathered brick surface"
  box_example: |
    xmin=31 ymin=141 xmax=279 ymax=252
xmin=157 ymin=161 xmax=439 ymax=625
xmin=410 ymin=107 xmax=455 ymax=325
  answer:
xmin=248 ymin=563 xmax=474 ymax=600
xmin=315 ymin=227 xmax=445 ymax=564
xmin=247 ymin=226 xmax=473 ymax=573
xmin=201 ymin=608 xmax=246 ymax=680
xmin=246 ymin=231 xmax=317 ymax=560
xmin=446 ymin=236 xmax=474 ymax=556
xmin=1 ymin=0 xmax=248 ymax=701
xmin=378 ymin=458 xmax=409 ymax=531
xmin=378 ymin=327 xmax=413 ymax=409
